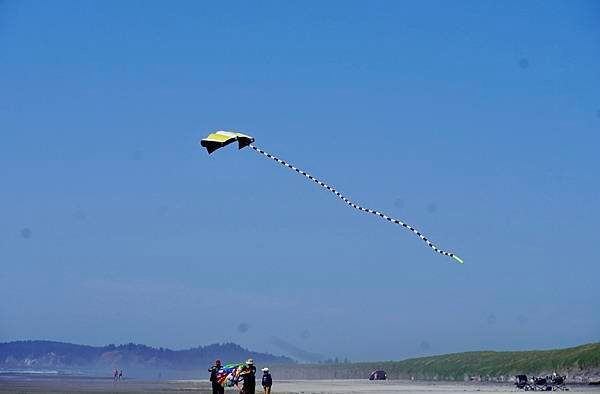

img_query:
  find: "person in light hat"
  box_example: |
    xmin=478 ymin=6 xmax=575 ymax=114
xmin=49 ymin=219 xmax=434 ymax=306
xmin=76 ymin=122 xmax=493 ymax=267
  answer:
xmin=240 ymin=358 xmax=256 ymax=394
xmin=261 ymin=367 xmax=272 ymax=394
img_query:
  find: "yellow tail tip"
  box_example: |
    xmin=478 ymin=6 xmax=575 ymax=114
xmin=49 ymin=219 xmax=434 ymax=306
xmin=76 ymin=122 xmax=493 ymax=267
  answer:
xmin=452 ymin=255 xmax=464 ymax=264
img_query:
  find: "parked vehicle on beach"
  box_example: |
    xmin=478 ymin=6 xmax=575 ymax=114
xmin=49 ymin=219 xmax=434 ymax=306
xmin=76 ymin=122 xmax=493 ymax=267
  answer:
xmin=369 ymin=370 xmax=387 ymax=380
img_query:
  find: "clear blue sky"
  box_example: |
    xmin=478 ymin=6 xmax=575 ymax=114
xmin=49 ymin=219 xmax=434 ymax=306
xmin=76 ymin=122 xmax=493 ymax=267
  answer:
xmin=1 ymin=0 xmax=599 ymax=362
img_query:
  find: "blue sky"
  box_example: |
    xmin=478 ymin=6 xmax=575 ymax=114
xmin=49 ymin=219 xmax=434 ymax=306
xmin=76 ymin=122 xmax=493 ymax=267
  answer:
xmin=1 ymin=0 xmax=599 ymax=362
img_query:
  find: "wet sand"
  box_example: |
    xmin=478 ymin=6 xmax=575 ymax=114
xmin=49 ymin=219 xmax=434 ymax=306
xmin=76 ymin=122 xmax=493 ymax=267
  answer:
xmin=1 ymin=377 xmax=600 ymax=393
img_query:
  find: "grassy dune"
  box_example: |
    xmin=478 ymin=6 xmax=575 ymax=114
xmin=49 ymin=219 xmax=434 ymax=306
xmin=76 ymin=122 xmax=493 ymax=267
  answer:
xmin=378 ymin=342 xmax=600 ymax=380
xmin=273 ymin=343 xmax=600 ymax=381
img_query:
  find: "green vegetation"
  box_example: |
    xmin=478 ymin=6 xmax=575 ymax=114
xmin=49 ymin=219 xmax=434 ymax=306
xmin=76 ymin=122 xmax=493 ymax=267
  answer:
xmin=273 ymin=343 xmax=600 ymax=381
xmin=376 ymin=342 xmax=600 ymax=380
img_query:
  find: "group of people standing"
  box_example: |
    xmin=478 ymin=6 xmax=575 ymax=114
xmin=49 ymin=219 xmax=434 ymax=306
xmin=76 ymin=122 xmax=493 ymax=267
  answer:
xmin=209 ymin=358 xmax=272 ymax=394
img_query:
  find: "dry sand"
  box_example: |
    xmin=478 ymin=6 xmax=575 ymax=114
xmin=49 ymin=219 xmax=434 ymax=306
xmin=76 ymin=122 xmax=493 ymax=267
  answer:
xmin=1 ymin=377 xmax=600 ymax=393
xmin=272 ymin=380 xmax=600 ymax=393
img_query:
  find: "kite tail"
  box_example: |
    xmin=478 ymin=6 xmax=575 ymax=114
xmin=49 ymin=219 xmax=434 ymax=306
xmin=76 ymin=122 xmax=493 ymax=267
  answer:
xmin=249 ymin=144 xmax=463 ymax=264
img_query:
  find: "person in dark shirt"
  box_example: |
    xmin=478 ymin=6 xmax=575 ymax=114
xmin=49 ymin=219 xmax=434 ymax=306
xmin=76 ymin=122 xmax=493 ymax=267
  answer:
xmin=261 ymin=368 xmax=272 ymax=394
xmin=240 ymin=358 xmax=256 ymax=394
xmin=208 ymin=359 xmax=224 ymax=394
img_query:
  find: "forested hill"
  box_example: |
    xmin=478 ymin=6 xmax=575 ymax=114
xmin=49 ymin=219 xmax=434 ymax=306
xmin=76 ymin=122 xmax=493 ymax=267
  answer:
xmin=0 ymin=340 xmax=292 ymax=378
xmin=272 ymin=343 xmax=600 ymax=383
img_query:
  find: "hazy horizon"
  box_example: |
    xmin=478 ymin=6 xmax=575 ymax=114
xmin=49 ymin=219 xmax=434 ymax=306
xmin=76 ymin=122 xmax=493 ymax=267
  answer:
xmin=2 ymin=338 xmax=599 ymax=363
xmin=1 ymin=0 xmax=599 ymax=362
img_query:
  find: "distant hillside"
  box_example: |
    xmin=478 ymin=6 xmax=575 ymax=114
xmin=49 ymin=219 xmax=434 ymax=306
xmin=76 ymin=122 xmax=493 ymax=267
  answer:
xmin=0 ymin=340 xmax=293 ymax=379
xmin=271 ymin=343 xmax=600 ymax=383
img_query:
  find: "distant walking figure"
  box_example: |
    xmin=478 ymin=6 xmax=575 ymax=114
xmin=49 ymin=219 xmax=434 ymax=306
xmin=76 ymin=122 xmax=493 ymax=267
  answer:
xmin=113 ymin=369 xmax=118 ymax=381
xmin=261 ymin=368 xmax=272 ymax=394
xmin=119 ymin=370 xmax=123 ymax=381
xmin=208 ymin=359 xmax=224 ymax=394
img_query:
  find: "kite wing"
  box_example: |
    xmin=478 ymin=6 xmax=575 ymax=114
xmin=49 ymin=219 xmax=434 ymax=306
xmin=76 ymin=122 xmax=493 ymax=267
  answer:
xmin=200 ymin=131 xmax=255 ymax=154
xmin=216 ymin=363 xmax=246 ymax=387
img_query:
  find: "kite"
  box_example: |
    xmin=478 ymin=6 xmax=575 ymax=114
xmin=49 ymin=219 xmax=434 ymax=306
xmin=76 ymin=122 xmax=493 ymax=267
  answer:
xmin=200 ymin=131 xmax=254 ymax=154
xmin=200 ymin=130 xmax=464 ymax=264
xmin=214 ymin=363 xmax=250 ymax=387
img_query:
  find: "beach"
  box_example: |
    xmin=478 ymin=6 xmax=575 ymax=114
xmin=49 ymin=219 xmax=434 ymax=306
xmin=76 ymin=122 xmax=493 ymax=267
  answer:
xmin=2 ymin=376 xmax=600 ymax=394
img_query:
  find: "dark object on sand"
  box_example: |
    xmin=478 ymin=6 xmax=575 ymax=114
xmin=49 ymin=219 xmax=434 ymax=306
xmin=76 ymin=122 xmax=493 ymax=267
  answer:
xmin=550 ymin=375 xmax=568 ymax=391
xmin=589 ymin=381 xmax=600 ymax=386
xmin=369 ymin=370 xmax=387 ymax=380
xmin=515 ymin=375 xmax=533 ymax=391
xmin=516 ymin=374 xmax=569 ymax=391
xmin=533 ymin=376 xmax=549 ymax=391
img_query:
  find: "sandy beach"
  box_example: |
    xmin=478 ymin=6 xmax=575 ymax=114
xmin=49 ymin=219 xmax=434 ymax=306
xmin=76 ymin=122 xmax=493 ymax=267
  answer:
xmin=1 ymin=376 xmax=600 ymax=394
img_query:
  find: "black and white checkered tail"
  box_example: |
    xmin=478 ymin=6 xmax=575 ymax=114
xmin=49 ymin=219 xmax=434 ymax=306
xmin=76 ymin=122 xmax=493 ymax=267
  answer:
xmin=250 ymin=145 xmax=463 ymax=263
